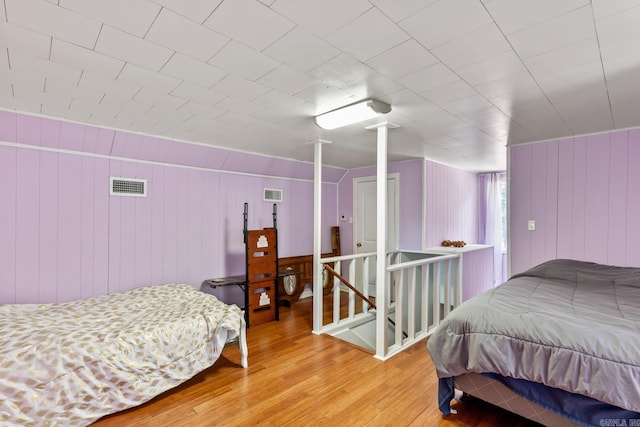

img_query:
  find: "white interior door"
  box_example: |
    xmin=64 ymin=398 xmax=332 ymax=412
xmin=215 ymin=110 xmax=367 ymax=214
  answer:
xmin=354 ymin=174 xmax=398 ymax=294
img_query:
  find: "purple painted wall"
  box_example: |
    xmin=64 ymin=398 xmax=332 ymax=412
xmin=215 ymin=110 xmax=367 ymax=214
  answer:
xmin=424 ymin=159 xmax=479 ymax=248
xmin=0 ymin=111 xmax=341 ymax=304
xmin=337 ymin=159 xmax=424 ymax=254
xmin=509 ymin=128 xmax=640 ymax=275
xmin=337 ymin=158 xmax=479 ymax=255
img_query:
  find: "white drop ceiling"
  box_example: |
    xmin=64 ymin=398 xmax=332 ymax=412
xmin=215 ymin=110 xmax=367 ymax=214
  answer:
xmin=2 ymin=0 xmax=640 ymax=171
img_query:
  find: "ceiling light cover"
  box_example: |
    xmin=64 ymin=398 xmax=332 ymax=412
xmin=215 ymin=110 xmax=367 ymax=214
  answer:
xmin=314 ymin=99 xmax=391 ymax=130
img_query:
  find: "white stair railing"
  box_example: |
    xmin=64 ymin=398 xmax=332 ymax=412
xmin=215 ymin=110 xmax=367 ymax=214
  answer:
xmin=317 ymin=251 xmax=461 ymax=360
xmin=318 ymin=252 xmax=376 ymax=335
xmin=385 ymin=252 xmax=460 ymax=360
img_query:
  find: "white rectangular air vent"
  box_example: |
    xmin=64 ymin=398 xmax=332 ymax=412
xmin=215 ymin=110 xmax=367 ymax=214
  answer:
xmin=110 ymin=177 xmax=147 ymax=197
xmin=263 ymin=188 xmax=282 ymax=202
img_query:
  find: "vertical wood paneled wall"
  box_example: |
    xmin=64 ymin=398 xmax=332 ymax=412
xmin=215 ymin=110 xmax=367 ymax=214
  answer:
xmin=337 ymin=160 xmax=423 ymax=254
xmin=0 ymin=111 xmax=340 ymax=304
xmin=423 ymin=159 xmax=479 ymax=248
xmin=460 ymin=246 xmax=494 ymax=301
xmin=509 ymin=129 xmax=640 ymax=275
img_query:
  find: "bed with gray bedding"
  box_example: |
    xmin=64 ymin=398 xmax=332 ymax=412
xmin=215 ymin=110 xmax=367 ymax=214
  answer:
xmin=427 ymin=259 xmax=640 ymax=424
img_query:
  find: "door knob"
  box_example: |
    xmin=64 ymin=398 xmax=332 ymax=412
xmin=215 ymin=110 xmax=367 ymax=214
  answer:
xmin=357 ymin=242 xmax=362 ymax=247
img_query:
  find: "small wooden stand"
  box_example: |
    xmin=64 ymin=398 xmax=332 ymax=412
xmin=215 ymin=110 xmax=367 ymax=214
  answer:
xmin=246 ymin=228 xmax=278 ymax=326
xmin=243 ymin=203 xmax=279 ymax=327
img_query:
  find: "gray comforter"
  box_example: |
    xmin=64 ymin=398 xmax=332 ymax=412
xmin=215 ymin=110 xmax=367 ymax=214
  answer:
xmin=426 ymin=259 xmax=640 ymax=412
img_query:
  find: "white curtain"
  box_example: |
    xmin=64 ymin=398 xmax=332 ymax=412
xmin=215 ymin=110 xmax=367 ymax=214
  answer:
xmin=480 ymin=172 xmax=506 ymax=286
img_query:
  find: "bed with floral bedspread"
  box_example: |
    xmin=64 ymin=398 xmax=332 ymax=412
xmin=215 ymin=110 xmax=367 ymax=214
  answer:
xmin=0 ymin=284 xmax=246 ymax=426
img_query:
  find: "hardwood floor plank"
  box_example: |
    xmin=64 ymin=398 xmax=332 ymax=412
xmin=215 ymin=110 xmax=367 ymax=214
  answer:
xmin=93 ymin=295 xmax=541 ymax=426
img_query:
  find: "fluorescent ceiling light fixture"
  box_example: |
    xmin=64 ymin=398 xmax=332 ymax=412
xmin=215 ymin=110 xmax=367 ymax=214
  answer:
xmin=314 ymin=99 xmax=391 ymax=130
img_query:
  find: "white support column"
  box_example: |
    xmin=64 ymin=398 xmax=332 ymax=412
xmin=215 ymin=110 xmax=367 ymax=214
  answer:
xmin=373 ymin=123 xmax=389 ymax=359
xmin=312 ymin=140 xmax=329 ymax=334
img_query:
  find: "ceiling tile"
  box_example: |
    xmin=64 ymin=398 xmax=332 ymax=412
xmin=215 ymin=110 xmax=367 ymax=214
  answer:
xmin=507 ymin=6 xmax=596 ymax=59
xmin=609 ymin=74 xmax=640 ymax=128
xmin=40 ymin=93 xmax=72 ymax=118
xmin=209 ymin=74 xmax=270 ymax=102
xmin=150 ymin=0 xmax=223 ymax=24
xmin=535 ymin=60 xmax=605 ymax=103
xmin=252 ymin=90 xmax=306 ymax=111
xmin=432 ymin=24 xmax=511 ymax=70
xmin=170 ymin=81 xmax=228 ymax=106
xmin=66 ymin=98 xmax=97 ymax=122
xmin=95 ymin=25 xmax=173 ymax=71
xmin=365 ymin=39 xmax=439 ymax=79
xmin=214 ymin=97 xmax=264 ymax=115
xmin=117 ymin=62 xmax=181 ymax=93
xmin=131 ymin=87 xmax=187 ymax=110
xmin=263 ymin=26 xmax=340 ymax=72
xmin=294 ymin=83 xmax=352 ymax=111
xmin=208 ymin=41 xmax=280 ymax=82
xmin=5 ymin=0 xmax=101 ymax=49
xmin=0 ymin=21 xmax=51 ymax=59
xmin=141 ymin=104 xmax=193 ymax=123
xmin=551 ymin=84 xmax=610 ymax=110
xmin=342 ymin=72 xmax=403 ymax=100
xmin=30 ymin=87 xmax=72 ymax=114
xmin=0 ymin=52 xmax=8 ymax=70
xmin=176 ymin=101 xmax=227 ymax=120
xmin=421 ymin=80 xmax=477 ymax=105
xmin=369 ymin=0 xmax=436 ymax=21
xmin=589 ymin=0 xmax=640 ymax=20
xmin=596 ymin=6 xmax=640 ymax=74
xmin=145 ymin=8 xmax=229 ymax=62
xmin=473 ymin=70 xmax=540 ymax=100
xmin=9 ymin=85 xmax=43 ymax=113
xmin=380 ymin=87 xmax=426 ymax=105
xmin=523 ymin=37 xmax=600 ymax=78
xmin=161 ymin=53 xmax=227 ymax=88
xmin=394 ymin=99 xmax=441 ymax=122
xmin=204 ymin=0 xmax=295 ymax=51
xmin=60 ymin=0 xmax=160 ymax=37
xmin=486 ymin=0 xmax=589 ymax=35
xmin=45 ymin=79 xmax=105 ymax=104
xmin=507 ymin=97 xmax=563 ymax=124
xmin=51 ymin=39 xmax=125 ymax=79
xmin=10 ymin=51 xmax=82 ymax=87
xmin=100 ymin=94 xmax=149 ymax=116
xmin=325 ymin=8 xmax=410 ymax=62
xmin=443 ymin=94 xmax=493 ymax=115
xmin=400 ymin=0 xmax=492 ymax=49
xmin=81 ymin=102 xmax=121 ymax=124
xmin=79 ymin=71 xmax=140 ymax=99
xmin=271 ymin=0 xmax=372 ymax=38
xmin=307 ymin=54 xmax=376 ymax=88
xmin=555 ymin=99 xmax=613 ymax=134
xmin=0 ymin=67 xmax=45 ymax=91
xmin=257 ymin=64 xmax=318 ymax=95
xmin=457 ymin=51 xmax=527 ymax=86
xmin=398 ymin=63 xmax=459 ymax=93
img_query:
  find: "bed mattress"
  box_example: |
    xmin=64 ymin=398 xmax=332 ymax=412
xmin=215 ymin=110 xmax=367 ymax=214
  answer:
xmin=427 ymin=259 xmax=640 ymax=416
xmin=0 ymin=284 xmax=243 ymax=426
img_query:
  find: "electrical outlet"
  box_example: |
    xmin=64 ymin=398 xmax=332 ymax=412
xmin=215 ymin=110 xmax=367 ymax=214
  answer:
xmin=528 ymin=220 xmax=536 ymax=231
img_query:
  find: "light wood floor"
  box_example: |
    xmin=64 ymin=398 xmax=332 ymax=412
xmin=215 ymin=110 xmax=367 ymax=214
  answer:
xmin=93 ymin=295 xmax=540 ymax=426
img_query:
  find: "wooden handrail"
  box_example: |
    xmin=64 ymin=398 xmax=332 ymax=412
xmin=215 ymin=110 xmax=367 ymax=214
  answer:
xmin=323 ymin=264 xmax=407 ymax=339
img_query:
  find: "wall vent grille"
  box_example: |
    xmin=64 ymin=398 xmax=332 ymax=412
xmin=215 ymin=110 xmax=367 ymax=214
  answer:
xmin=263 ymin=188 xmax=282 ymax=202
xmin=110 ymin=177 xmax=147 ymax=197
